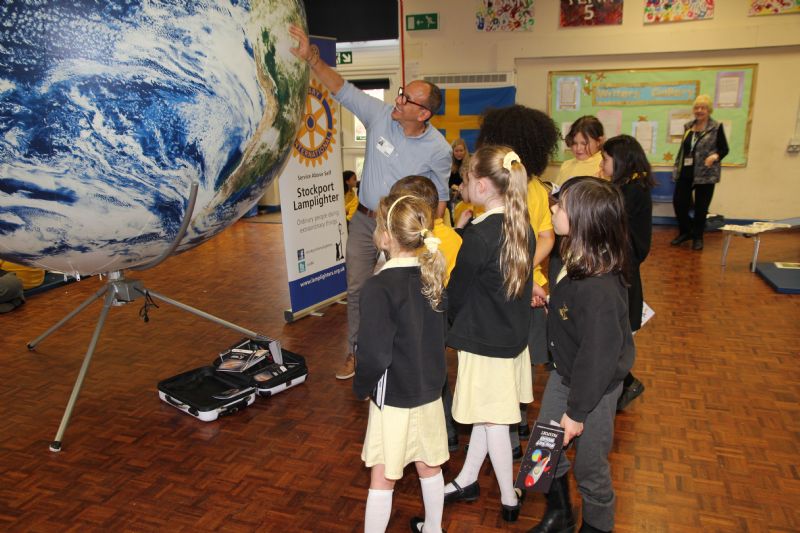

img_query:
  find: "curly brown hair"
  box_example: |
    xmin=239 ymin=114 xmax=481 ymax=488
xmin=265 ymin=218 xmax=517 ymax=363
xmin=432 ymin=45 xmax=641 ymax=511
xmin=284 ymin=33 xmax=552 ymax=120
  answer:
xmin=476 ymin=105 xmax=559 ymax=178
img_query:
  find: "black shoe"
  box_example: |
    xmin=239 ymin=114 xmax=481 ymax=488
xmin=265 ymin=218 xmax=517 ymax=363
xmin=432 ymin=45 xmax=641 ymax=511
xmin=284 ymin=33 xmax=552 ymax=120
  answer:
xmin=670 ymin=233 xmax=691 ymax=246
xmin=443 ymin=480 xmax=480 ymax=504
xmin=527 ymin=475 xmax=575 ymax=533
xmin=692 ymin=238 xmax=704 ymax=250
xmin=578 ymin=520 xmax=610 ymax=533
xmin=410 ymin=517 xmax=447 ymax=533
xmin=502 ymin=487 xmax=525 ymax=522
xmin=448 ymin=435 xmax=459 ymax=452
xmin=518 ymin=423 xmax=531 ymax=439
xmin=617 ymin=378 xmax=645 ymax=411
xmin=513 ymin=445 xmax=523 ymax=461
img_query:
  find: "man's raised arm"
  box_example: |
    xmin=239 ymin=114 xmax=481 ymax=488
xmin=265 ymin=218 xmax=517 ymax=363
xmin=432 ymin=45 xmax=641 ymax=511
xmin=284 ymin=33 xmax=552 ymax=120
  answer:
xmin=289 ymin=25 xmax=344 ymax=95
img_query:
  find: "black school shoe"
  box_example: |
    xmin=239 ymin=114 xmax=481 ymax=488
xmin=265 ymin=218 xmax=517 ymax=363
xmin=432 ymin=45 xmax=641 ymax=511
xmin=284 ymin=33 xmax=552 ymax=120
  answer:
xmin=501 ymin=487 xmax=525 ymax=522
xmin=692 ymin=238 xmax=704 ymax=250
xmin=671 ymin=233 xmax=691 ymax=245
xmin=513 ymin=445 xmax=523 ymax=461
xmin=443 ymin=480 xmax=480 ymax=504
xmin=617 ymin=378 xmax=645 ymax=411
xmin=410 ymin=517 xmax=446 ymax=532
xmin=448 ymin=434 xmax=459 ymax=452
xmin=579 ymin=519 xmax=611 ymax=532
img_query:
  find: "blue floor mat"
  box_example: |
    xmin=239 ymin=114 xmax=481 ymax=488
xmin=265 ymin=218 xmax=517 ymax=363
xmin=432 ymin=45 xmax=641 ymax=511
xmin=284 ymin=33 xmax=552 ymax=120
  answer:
xmin=756 ymin=262 xmax=800 ymax=294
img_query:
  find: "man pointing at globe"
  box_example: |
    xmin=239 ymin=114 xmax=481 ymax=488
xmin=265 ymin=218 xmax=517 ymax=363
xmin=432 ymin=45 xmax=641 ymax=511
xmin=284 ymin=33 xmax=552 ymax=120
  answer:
xmin=290 ymin=26 xmax=452 ymax=380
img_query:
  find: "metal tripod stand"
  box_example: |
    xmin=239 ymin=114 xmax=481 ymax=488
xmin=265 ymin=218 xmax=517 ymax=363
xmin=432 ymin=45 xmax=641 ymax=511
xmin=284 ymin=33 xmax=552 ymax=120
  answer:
xmin=27 ymin=183 xmax=269 ymax=451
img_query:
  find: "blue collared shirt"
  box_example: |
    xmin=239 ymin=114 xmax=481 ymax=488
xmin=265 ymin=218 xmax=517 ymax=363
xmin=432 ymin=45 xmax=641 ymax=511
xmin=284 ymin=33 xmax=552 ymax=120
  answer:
xmin=334 ymin=82 xmax=452 ymax=211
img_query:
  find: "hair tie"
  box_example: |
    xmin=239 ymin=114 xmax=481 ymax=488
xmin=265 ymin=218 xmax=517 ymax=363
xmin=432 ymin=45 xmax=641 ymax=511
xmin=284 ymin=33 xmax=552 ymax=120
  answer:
xmin=421 ymin=229 xmax=441 ymax=254
xmin=502 ymin=151 xmax=520 ymax=171
xmin=386 ymin=194 xmax=414 ymax=233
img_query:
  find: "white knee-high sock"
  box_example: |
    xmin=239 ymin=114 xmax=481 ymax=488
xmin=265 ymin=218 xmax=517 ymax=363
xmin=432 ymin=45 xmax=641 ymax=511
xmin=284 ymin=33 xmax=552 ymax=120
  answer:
xmin=364 ymin=488 xmax=393 ymax=533
xmin=419 ymin=471 xmax=444 ymax=533
xmin=486 ymin=423 xmax=518 ymax=506
xmin=445 ymin=423 xmax=487 ymax=494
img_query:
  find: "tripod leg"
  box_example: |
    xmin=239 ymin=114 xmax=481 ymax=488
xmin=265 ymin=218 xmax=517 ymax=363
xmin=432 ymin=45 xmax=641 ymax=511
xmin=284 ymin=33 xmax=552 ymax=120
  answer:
xmin=50 ymin=288 xmax=117 ymax=452
xmin=145 ymin=289 xmax=260 ymax=339
xmin=28 ymin=286 xmax=108 ymax=350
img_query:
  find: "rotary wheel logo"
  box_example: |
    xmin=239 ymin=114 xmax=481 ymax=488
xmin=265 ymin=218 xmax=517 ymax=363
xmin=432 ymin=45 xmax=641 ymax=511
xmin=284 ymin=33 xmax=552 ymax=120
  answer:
xmin=293 ymin=79 xmax=337 ymax=167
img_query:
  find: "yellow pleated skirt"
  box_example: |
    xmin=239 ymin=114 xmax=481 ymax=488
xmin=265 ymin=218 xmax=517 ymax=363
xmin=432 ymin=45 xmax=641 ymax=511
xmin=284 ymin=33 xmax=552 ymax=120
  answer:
xmin=361 ymin=398 xmax=449 ymax=480
xmin=452 ymin=348 xmax=533 ymax=425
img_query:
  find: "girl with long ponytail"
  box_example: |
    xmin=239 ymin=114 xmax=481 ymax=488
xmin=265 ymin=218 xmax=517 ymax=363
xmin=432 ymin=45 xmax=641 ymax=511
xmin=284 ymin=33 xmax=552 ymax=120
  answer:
xmin=443 ymin=145 xmax=535 ymax=523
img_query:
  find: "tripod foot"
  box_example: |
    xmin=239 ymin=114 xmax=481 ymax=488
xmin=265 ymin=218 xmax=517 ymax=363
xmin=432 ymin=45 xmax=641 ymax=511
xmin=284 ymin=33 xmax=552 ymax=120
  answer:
xmin=27 ymin=343 xmax=34 ymax=351
xmin=49 ymin=441 xmax=62 ymax=452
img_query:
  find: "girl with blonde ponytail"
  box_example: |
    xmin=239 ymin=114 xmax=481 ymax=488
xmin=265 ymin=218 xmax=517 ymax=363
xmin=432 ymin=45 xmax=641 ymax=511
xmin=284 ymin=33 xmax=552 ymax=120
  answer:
xmin=443 ymin=145 xmax=535 ymax=523
xmin=353 ymin=193 xmax=449 ymax=533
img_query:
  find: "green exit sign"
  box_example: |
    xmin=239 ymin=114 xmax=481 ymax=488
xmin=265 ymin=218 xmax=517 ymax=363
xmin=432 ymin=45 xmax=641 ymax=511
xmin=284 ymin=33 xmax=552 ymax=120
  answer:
xmin=336 ymin=51 xmax=352 ymax=65
xmin=406 ymin=13 xmax=439 ymax=31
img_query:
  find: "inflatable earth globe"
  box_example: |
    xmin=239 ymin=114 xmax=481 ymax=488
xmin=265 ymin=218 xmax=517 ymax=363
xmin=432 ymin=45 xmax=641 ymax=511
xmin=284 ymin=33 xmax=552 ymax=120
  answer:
xmin=0 ymin=0 xmax=308 ymax=277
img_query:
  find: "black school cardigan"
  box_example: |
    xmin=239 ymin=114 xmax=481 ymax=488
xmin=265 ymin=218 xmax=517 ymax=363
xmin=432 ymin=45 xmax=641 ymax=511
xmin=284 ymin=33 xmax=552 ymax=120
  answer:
xmin=353 ymin=265 xmax=447 ymax=408
xmin=447 ymin=213 xmax=535 ymax=357
xmin=547 ymin=272 xmax=635 ymax=422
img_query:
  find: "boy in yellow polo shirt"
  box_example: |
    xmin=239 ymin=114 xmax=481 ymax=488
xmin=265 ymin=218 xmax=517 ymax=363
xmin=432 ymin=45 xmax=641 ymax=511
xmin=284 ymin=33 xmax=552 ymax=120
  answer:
xmin=390 ymin=175 xmax=462 ymax=284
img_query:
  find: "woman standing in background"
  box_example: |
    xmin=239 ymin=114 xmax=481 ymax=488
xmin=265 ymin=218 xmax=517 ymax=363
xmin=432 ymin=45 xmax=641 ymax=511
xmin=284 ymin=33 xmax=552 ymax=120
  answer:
xmin=671 ymin=95 xmax=729 ymax=251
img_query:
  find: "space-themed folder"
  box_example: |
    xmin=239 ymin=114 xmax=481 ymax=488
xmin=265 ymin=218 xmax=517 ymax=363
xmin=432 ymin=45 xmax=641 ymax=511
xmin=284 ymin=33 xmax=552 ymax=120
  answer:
xmin=515 ymin=422 xmax=565 ymax=493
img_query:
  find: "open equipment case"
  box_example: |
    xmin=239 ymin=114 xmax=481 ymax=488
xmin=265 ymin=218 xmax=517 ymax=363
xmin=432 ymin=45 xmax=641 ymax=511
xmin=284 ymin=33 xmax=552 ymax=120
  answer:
xmin=158 ymin=337 xmax=308 ymax=421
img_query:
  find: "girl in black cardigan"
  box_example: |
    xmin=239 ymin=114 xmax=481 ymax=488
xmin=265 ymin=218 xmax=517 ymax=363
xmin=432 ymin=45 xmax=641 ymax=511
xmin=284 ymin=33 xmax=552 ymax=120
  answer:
xmin=443 ymin=145 xmax=534 ymax=523
xmin=601 ymin=134 xmax=654 ymax=411
xmin=354 ymin=193 xmax=449 ymax=533
xmin=530 ymin=178 xmax=634 ymax=533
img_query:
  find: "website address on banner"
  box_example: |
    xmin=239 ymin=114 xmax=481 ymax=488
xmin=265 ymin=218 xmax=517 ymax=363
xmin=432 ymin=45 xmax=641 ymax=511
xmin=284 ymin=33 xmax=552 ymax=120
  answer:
xmin=299 ymin=266 xmax=345 ymax=288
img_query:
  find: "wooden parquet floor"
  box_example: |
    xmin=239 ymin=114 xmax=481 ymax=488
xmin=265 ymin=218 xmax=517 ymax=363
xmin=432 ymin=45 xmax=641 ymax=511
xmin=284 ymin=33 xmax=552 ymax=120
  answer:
xmin=1 ymin=221 xmax=798 ymax=533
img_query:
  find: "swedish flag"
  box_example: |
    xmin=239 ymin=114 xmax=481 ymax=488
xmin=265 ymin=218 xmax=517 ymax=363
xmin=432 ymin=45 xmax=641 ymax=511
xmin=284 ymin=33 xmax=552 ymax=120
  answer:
xmin=431 ymin=86 xmax=516 ymax=151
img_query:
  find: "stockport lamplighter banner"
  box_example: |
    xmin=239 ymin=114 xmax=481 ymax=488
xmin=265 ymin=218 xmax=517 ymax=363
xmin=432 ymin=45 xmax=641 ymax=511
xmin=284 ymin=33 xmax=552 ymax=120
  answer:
xmin=279 ymin=36 xmax=346 ymax=322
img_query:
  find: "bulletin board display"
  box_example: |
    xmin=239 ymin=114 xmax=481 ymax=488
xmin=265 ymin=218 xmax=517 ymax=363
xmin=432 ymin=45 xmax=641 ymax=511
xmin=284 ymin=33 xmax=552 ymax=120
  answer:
xmin=547 ymin=65 xmax=757 ymax=167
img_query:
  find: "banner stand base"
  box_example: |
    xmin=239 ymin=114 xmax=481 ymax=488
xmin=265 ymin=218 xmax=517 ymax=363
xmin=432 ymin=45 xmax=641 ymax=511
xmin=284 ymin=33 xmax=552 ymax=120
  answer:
xmin=284 ymin=292 xmax=346 ymax=323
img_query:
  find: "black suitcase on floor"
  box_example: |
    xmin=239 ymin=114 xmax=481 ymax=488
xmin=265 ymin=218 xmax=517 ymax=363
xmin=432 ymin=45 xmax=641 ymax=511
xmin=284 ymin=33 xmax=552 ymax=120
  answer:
xmin=157 ymin=366 xmax=256 ymax=421
xmin=158 ymin=338 xmax=308 ymax=420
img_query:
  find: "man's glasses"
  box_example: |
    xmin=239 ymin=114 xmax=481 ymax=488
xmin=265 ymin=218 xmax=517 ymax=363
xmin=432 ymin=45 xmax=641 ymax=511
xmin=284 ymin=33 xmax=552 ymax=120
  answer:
xmin=397 ymin=86 xmax=432 ymax=113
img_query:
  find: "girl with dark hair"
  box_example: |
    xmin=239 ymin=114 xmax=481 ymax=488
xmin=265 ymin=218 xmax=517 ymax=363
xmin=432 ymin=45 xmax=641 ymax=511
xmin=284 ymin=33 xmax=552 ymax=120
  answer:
xmin=354 ymin=193 xmax=449 ymax=533
xmin=343 ymin=170 xmax=359 ymax=222
xmin=555 ymin=115 xmax=605 ymax=185
xmin=601 ymin=135 xmax=654 ymax=411
xmin=443 ymin=145 xmax=534 ymax=523
xmin=529 ymin=178 xmax=635 ymax=533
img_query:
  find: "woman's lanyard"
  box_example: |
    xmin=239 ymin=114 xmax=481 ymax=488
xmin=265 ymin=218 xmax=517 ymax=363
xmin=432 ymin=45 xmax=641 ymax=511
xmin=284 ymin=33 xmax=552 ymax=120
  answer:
xmin=690 ymin=126 xmax=708 ymax=154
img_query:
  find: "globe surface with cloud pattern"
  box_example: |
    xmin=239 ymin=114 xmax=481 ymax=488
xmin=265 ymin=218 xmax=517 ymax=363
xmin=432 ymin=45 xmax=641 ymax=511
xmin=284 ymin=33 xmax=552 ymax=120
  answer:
xmin=0 ymin=0 xmax=308 ymax=276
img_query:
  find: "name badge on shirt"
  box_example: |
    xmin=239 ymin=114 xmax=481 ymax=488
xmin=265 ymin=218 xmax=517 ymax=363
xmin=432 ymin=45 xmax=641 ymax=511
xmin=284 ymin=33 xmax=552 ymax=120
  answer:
xmin=376 ymin=136 xmax=395 ymax=157
xmin=683 ymin=157 xmax=693 ymax=166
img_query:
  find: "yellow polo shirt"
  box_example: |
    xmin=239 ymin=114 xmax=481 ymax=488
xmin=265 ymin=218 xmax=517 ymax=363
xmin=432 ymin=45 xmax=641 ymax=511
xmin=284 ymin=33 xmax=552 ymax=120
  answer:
xmin=432 ymin=219 xmax=462 ymax=285
xmin=527 ymin=179 xmax=553 ymax=287
xmin=555 ymin=152 xmax=603 ymax=185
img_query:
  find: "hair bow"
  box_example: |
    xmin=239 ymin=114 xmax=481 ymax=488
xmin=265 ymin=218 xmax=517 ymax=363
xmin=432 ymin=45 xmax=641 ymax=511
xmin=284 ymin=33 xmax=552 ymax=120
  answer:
xmin=502 ymin=151 xmax=520 ymax=171
xmin=421 ymin=229 xmax=441 ymax=254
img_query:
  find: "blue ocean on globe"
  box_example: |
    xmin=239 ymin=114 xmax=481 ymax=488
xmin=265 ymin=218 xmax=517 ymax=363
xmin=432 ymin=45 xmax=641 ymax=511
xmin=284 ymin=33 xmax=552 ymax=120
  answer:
xmin=0 ymin=0 xmax=308 ymax=276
